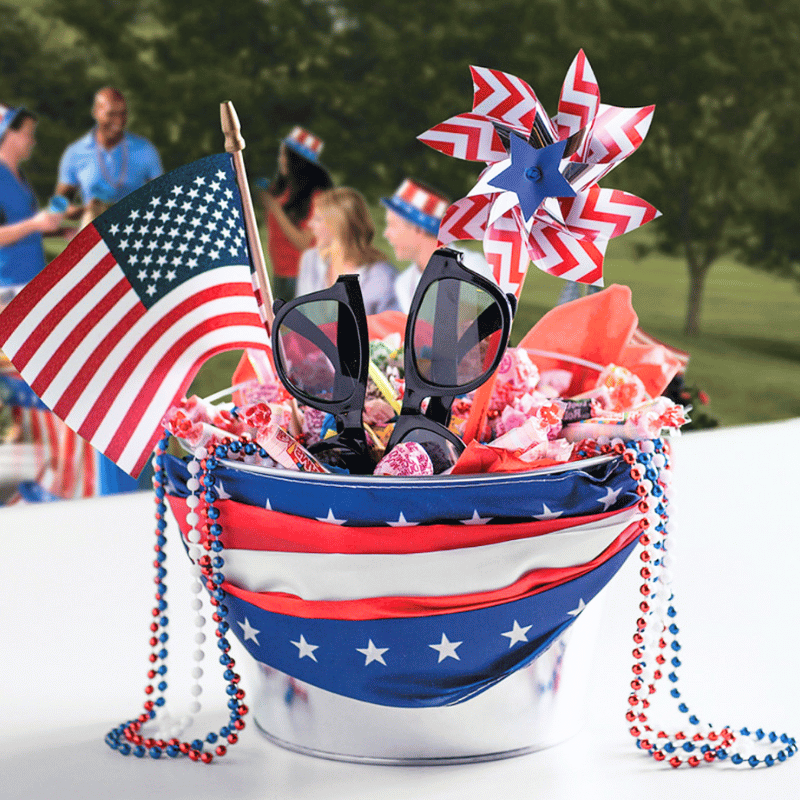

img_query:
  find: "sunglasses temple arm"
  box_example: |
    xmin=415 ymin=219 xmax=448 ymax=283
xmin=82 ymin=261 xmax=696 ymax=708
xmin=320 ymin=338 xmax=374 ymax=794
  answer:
xmin=455 ymin=303 xmax=506 ymax=363
xmin=279 ymin=309 xmax=343 ymax=370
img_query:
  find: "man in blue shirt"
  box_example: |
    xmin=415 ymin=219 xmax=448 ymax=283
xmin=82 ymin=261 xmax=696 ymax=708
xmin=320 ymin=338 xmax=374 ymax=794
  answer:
xmin=0 ymin=106 xmax=64 ymax=296
xmin=56 ymin=87 xmax=162 ymax=227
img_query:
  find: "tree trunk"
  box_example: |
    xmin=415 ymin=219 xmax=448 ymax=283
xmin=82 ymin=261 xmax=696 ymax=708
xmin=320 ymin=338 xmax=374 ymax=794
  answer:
xmin=684 ymin=263 xmax=708 ymax=337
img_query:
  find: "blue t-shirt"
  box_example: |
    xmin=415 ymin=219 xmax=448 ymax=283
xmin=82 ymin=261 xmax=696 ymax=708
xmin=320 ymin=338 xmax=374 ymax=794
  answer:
xmin=0 ymin=163 xmax=45 ymax=287
xmin=58 ymin=129 xmax=163 ymax=204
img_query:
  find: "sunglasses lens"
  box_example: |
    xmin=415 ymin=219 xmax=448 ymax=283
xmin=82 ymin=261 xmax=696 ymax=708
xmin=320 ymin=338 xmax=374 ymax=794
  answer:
xmin=413 ymin=278 xmax=504 ymax=389
xmin=276 ymin=299 xmax=359 ymax=402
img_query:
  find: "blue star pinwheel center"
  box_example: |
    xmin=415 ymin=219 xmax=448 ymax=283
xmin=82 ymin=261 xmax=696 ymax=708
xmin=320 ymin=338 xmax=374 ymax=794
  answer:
xmin=487 ymin=134 xmax=575 ymax=222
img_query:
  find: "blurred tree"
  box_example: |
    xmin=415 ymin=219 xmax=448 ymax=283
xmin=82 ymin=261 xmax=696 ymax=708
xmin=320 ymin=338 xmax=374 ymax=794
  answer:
xmin=0 ymin=2 xmax=104 ymax=200
xmin=41 ymin=0 xmax=800 ymax=336
xmin=544 ymin=0 xmax=800 ymax=334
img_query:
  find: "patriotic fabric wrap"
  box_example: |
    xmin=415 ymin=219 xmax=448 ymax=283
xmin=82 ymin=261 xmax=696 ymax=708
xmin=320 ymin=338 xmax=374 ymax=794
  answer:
xmin=380 ymin=179 xmax=450 ymax=237
xmin=164 ymin=452 xmax=644 ymax=709
xmin=283 ymin=126 xmax=324 ymax=163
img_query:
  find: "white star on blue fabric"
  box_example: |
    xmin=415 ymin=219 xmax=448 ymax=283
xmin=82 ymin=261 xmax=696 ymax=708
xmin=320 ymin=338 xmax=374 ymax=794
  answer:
xmin=533 ymin=503 xmax=563 ymax=520
xmin=597 ymin=485 xmax=622 ymax=511
xmin=429 ymin=633 xmax=462 ymax=663
xmin=237 ymin=617 xmax=260 ymax=645
xmin=460 ymin=509 xmax=492 ymax=525
xmin=291 ymin=634 xmax=319 ymax=661
xmin=568 ymin=599 xmax=587 ymax=617
xmin=387 ymin=512 xmax=418 ymax=527
xmin=316 ymin=508 xmax=347 ymax=525
xmin=356 ymin=640 xmax=389 ymax=666
xmin=501 ymin=620 xmax=533 ymax=648
xmin=215 ymin=480 xmax=232 ymax=500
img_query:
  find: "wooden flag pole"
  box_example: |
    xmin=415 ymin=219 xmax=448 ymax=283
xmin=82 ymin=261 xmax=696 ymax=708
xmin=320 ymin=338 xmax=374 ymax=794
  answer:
xmin=220 ymin=101 xmax=275 ymax=335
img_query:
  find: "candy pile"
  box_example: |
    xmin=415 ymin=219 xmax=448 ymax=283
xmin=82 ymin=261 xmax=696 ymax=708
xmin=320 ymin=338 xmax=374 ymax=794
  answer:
xmin=163 ymin=334 xmax=689 ymax=478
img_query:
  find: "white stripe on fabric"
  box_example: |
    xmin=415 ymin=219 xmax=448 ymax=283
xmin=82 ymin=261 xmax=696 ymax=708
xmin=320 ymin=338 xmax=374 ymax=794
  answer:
xmin=213 ymin=510 xmax=639 ymax=601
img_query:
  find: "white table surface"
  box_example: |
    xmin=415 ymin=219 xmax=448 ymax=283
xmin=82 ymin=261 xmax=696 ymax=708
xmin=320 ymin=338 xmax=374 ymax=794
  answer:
xmin=2 ymin=419 xmax=798 ymax=799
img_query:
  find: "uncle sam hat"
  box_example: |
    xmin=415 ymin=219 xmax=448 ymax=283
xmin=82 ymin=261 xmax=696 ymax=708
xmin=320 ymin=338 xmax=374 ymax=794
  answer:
xmin=283 ymin=126 xmax=324 ymax=163
xmin=380 ymin=179 xmax=450 ymax=237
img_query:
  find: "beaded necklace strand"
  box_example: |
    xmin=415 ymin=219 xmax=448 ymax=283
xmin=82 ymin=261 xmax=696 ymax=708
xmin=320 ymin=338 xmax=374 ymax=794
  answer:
xmin=106 ymin=433 xmax=796 ymax=767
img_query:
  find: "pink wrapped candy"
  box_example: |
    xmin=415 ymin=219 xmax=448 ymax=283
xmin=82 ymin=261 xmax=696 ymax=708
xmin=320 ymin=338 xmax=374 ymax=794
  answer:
xmin=373 ymin=441 xmax=434 ymax=477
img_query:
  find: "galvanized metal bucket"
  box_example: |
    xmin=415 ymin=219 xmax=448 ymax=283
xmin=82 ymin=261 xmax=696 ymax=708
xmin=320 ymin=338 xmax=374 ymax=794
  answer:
xmin=249 ymin=595 xmax=605 ymax=765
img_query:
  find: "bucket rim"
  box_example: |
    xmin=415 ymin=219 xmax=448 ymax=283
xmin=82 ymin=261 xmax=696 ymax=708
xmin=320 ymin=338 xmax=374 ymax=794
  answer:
xmin=210 ymin=451 xmax=616 ymax=485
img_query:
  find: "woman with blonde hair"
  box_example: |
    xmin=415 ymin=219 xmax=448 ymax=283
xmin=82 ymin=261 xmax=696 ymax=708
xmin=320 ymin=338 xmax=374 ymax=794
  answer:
xmin=296 ymin=187 xmax=398 ymax=315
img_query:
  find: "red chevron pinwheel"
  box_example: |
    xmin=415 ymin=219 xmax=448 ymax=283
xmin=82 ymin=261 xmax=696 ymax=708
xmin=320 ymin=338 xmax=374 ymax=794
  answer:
xmin=418 ymin=51 xmax=660 ymax=298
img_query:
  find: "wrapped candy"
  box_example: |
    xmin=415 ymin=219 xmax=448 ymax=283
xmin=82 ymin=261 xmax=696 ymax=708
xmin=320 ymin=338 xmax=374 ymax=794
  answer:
xmin=240 ymin=403 xmax=329 ymax=473
xmin=373 ymin=441 xmax=434 ymax=477
xmin=590 ymin=364 xmax=651 ymax=412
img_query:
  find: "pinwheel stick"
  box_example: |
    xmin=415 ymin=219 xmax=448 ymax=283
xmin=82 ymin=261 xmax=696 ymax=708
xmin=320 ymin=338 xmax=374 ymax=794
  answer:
xmin=220 ymin=101 xmax=274 ymax=334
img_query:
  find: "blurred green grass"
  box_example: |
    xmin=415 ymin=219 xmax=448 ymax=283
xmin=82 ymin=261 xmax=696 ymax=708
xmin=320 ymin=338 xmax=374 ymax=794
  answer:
xmin=46 ymin=207 xmax=800 ymax=428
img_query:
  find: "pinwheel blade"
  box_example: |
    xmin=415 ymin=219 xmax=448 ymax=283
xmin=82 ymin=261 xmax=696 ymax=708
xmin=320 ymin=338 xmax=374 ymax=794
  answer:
xmin=482 ymin=211 xmax=531 ymax=297
xmin=437 ymin=195 xmax=493 ymax=245
xmin=417 ymin=112 xmax=508 ymax=162
xmin=555 ymin=49 xmax=601 ymax=161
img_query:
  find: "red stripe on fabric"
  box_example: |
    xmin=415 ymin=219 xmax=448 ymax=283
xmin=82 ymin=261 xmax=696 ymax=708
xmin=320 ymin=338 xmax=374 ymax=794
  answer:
xmin=27 ymin=253 xmax=120 ymax=394
xmin=166 ymin=494 xmax=639 ymax=555
xmin=54 ymin=299 xmax=146 ymax=420
xmin=83 ymin=439 xmax=97 ymax=497
xmin=78 ymin=283 xmax=251 ymax=442
xmin=104 ymin=309 xmax=263 ymax=462
xmin=59 ymin=426 xmax=77 ymax=498
xmin=220 ymin=524 xmax=641 ymax=621
xmin=0 ymin=226 xmax=102 ymax=347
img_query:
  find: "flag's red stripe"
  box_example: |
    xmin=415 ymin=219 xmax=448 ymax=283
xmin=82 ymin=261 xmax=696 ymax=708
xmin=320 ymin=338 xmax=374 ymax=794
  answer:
xmin=104 ymin=308 xmax=263 ymax=462
xmin=166 ymin=494 xmax=639 ymax=555
xmin=27 ymin=255 xmax=122 ymax=395
xmin=221 ymin=525 xmax=641 ymax=621
xmin=0 ymin=226 xmax=102 ymax=345
xmin=14 ymin=252 xmax=117 ymax=374
xmin=125 ymin=336 xmax=260 ymax=479
xmin=53 ymin=299 xmax=146 ymax=420
xmin=76 ymin=283 xmax=251 ymax=442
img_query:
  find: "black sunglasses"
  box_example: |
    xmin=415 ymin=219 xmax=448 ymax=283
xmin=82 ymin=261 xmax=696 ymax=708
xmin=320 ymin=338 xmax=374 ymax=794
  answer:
xmin=271 ymin=275 xmax=374 ymax=473
xmin=384 ymin=247 xmax=516 ymax=473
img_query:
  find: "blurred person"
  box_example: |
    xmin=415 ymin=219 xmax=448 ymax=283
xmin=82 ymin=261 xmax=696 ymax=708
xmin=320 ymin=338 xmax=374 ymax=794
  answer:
xmin=0 ymin=104 xmax=65 ymax=445
xmin=55 ymin=87 xmax=162 ymax=227
xmin=0 ymin=105 xmax=65 ymax=305
xmin=381 ymin=179 xmax=492 ymax=313
xmin=260 ymin=126 xmax=333 ymax=301
xmin=296 ymin=187 xmax=399 ymax=315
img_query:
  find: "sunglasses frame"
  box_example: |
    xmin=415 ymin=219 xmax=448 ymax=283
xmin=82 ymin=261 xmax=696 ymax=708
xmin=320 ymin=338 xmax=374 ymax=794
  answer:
xmin=386 ymin=247 xmax=516 ymax=466
xmin=271 ymin=275 xmax=372 ymax=470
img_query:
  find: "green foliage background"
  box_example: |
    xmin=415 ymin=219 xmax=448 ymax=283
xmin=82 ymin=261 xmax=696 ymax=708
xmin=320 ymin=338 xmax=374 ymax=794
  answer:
xmin=3 ymin=0 xmax=799 ymax=426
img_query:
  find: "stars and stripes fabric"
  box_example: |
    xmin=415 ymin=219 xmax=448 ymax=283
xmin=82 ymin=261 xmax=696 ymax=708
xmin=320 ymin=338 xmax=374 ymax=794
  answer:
xmin=164 ymin=452 xmax=644 ymax=708
xmin=163 ymin=452 xmax=638 ymax=525
xmin=0 ymin=153 xmax=270 ymax=478
xmin=1 ymin=361 xmax=100 ymax=503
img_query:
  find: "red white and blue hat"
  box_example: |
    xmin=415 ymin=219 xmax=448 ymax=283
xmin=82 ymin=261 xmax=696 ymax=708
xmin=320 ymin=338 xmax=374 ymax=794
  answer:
xmin=380 ymin=179 xmax=450 ymax=237
xmin=0 ymin=104 xmax=25 ymax=141
xmin=283 ymin=126 xmax=324 ymax=163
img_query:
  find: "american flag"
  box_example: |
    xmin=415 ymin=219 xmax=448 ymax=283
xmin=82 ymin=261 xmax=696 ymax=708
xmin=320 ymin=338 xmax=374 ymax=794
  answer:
xmin=164 ymin=454 xmax=643 ymax=707
xmin=0 ymin=153 xmax=270 ymax=478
